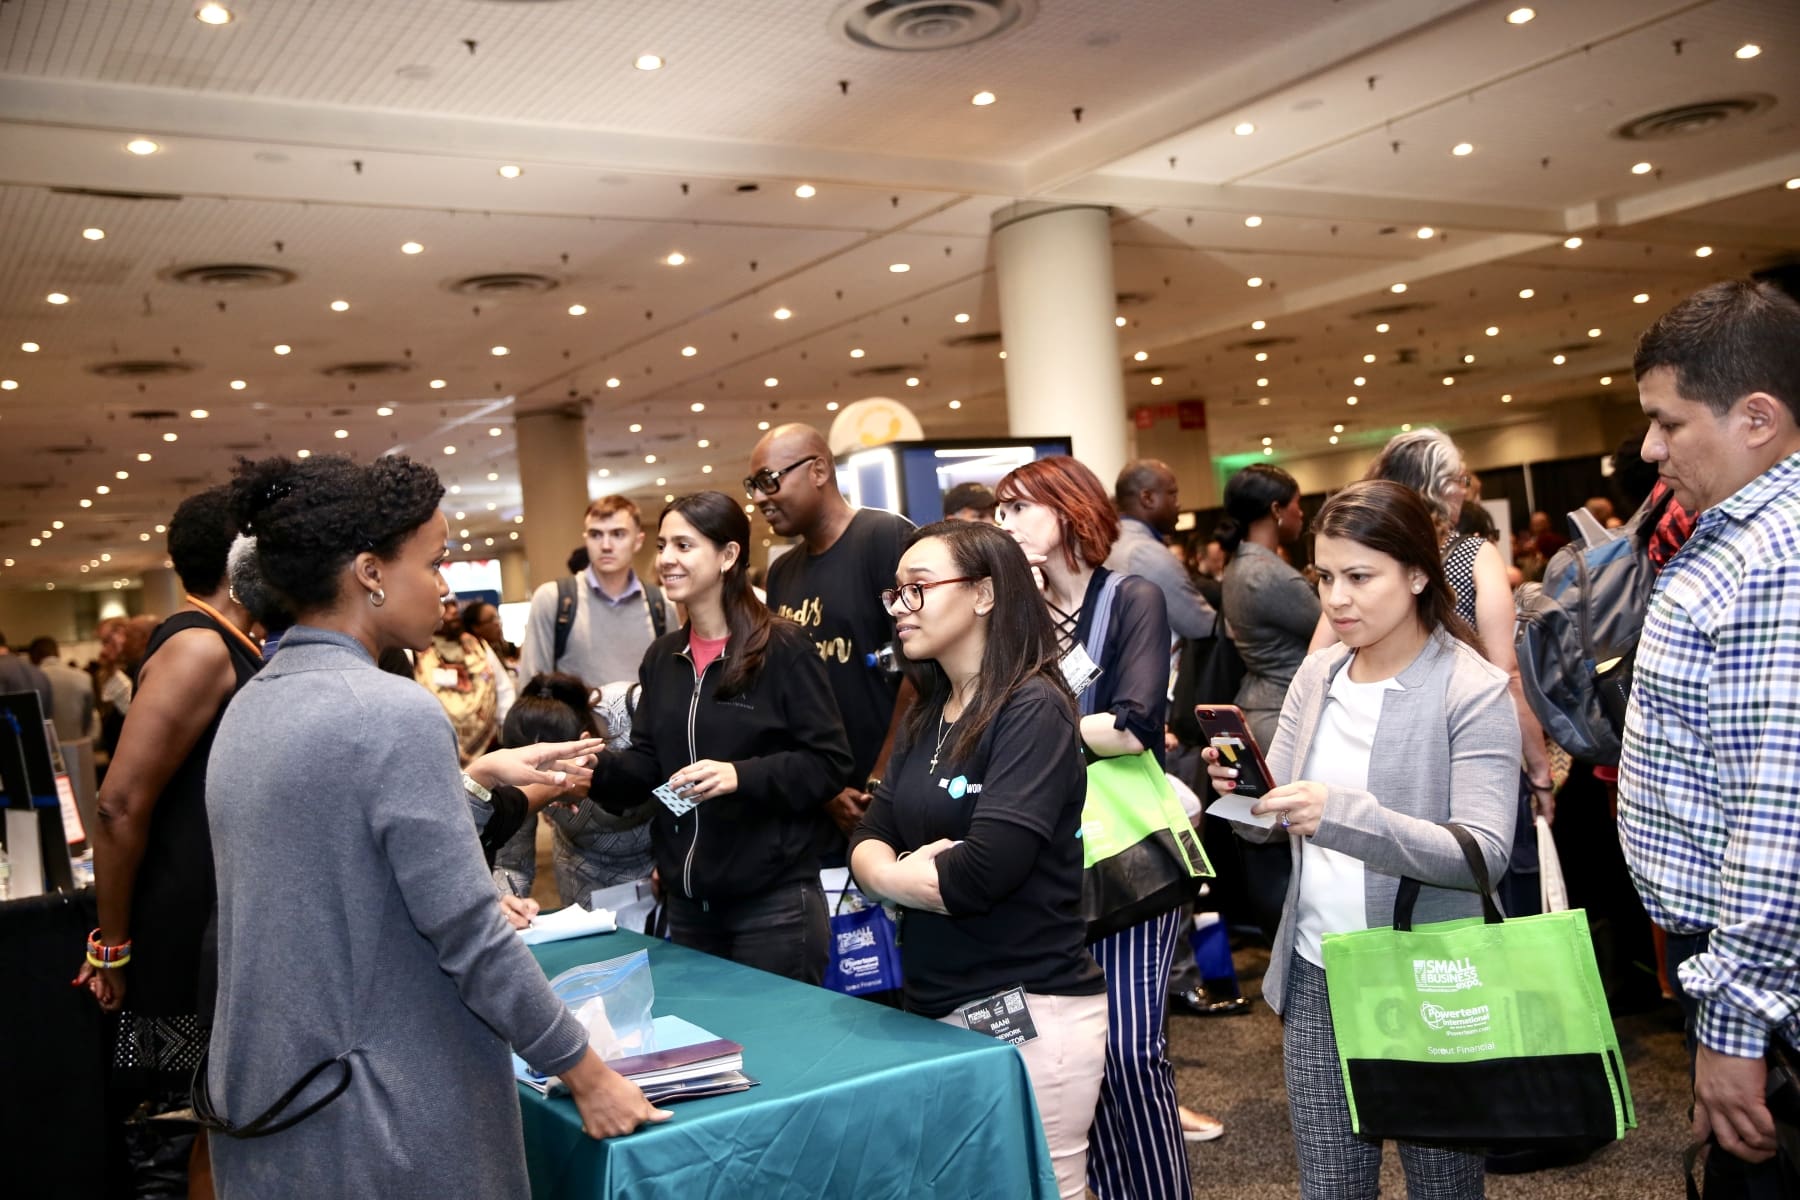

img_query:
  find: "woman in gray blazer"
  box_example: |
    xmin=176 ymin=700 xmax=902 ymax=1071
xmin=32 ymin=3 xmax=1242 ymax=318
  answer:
xmin=1207 ymin=481 xmax=1518 ymax=1199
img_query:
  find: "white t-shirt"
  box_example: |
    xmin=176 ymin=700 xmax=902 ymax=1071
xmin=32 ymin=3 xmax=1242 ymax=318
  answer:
xmin=1294 ymin=658 xmax=1401 ymax=966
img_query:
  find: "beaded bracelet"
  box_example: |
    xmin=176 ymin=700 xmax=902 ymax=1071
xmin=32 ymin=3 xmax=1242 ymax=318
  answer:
xmin=86 ymin=927 xmax=132 ymax=965
xmin=86 ymin=951 xmax=131 ymax=970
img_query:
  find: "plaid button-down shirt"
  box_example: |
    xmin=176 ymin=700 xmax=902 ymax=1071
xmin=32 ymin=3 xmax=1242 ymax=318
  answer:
xmin=1619 ymin=449 xmax=1800 ymax=1059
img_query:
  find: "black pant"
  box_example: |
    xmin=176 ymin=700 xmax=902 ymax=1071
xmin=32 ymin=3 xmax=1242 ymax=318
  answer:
xmin=1667 ymin=931 xmax=1790 ymax=1197
xmin=666 ymin=880 xmax=830 ymax=984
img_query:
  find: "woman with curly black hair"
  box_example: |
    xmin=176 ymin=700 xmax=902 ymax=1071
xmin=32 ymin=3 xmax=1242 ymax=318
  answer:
xmin=198 ymin=454 xmax=665 ymax=1200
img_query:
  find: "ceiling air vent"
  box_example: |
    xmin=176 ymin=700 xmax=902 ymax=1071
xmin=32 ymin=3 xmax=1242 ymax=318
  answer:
xmin=320 ymin=361 xmax=414 ymax=378
xmin=88 ymin=361 xmax=197 ymax=379
xmin=448 ymin=272 xmax=560 ymax=296
xmin=833 ymin=0 xmax=1035 ymax=51
xmin=1614 ymin=94 xmax=1775 ymax=141
xmin=1350 ymin=301 xmax=1435 ymax=320
xmin=1225 ymin=336 xmax=1299 ymax=351
xmin=1127 ymin=364 xmax=1177 ymax=376
xmin=128 ymin=409 xmax=182 ymax=421
xmin=851 ymin=362 xmax=927 ymax=378
xmin=943 ymin=331 xmax=1002 ymax=348
xmin=162 ymin=263 xmax=297 ymax=289
xmin=44 ymin=445 xmax=99 ymax=456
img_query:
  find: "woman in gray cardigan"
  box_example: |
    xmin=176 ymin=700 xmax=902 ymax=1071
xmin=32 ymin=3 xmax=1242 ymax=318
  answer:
xmin=1207 ymin=481 xmax=1518 ymax=1199
xmin=201 ymin=454 xmax=666 ymax=1199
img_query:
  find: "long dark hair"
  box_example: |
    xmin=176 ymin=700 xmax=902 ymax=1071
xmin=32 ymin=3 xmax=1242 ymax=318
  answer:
xmin=503 ymin=672 xmax=598 ymax=746
xmin=895 ymin=520 xmax=1073 ymax=766
xmin=661 ymin=491 xmax=772 ymax=698
xmin=1312 ymin=480 xmax=1482 ymax=654
xmin=1220 ymin=464 xmax=1299 ymax=553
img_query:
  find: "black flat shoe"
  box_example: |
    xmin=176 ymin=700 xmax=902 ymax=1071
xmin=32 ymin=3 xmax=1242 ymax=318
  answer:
xmin=1170 ymin=986 xmax=1251 ymax=1017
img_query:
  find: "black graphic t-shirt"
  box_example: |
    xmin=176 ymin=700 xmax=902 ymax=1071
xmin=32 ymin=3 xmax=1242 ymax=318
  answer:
xmin=766 ymin=507 xmax=913 ymax=784
xmin=850 ymin=675 xmax=1104 ymax=1018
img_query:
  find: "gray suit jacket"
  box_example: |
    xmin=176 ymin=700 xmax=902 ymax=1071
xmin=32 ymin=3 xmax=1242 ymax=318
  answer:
xmin=1105 ymin=517 xmax=1216 ymax=640
xmin=1255 ymin=628 xmax=1520 ymax=1015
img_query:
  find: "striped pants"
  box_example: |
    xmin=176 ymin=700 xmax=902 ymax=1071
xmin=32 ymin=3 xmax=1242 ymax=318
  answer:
xmin=1087 ymin=906 xmax=1193 ymax=1200
xmin=1284 ymin=956 xmax=1484 ymax=1198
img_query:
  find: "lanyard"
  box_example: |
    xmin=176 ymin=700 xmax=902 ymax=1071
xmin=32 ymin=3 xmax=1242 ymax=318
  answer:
xmin=183 ymin=594 xmax=263 ymax=659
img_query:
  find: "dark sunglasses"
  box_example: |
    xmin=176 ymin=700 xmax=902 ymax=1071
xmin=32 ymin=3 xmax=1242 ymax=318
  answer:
xmin=743 ymin=455 xmax=819 ymax=500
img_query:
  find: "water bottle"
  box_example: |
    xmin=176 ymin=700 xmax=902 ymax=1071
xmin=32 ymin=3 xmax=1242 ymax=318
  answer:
xmin=865 ymin=642 xmax=900 ymax=678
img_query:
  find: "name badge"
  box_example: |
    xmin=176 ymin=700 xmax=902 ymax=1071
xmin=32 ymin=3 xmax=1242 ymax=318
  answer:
xmin=1059 ymin=644 xmax=1102 ymax=696
xmin=432 ymin=667 xmax=460 ymax=689
xmin=952 ymin=985 xmax=1038 ymax=1045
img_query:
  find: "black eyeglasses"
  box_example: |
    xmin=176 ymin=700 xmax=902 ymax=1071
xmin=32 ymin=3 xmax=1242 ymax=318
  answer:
xmin=743 ymin=455 xmax=819 ymax=500
xmin=880 ymin=576 xmax=981 ymax=613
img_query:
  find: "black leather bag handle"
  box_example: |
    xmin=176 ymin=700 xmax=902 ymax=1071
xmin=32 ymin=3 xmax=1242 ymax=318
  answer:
xmin=1392 ymin=823 xmax=1504 ymax=931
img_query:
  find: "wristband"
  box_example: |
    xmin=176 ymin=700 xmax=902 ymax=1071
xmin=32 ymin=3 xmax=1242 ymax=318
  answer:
xmin=87 ymin=951 xmax=131 ymax=970
xmin=86 ymin=927 xmax=132 ymax=964
xmin=461 ymin=772 xmax=493 ymax=804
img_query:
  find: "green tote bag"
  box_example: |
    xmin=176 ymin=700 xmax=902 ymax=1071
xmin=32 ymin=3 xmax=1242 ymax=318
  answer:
xmin=1079 ymin=749 xmax=1214 ymax=941
xmin=1320 ymin=824 xmax=1635 ymax=1148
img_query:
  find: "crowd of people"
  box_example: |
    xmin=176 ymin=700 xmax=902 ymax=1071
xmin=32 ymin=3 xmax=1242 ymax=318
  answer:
xmin=29 ymin=278 xmax=1799 ymax=1198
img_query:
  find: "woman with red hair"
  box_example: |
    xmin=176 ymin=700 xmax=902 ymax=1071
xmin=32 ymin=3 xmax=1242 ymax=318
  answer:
xmin=995 ymin=455 xmax=1201 ymax=1200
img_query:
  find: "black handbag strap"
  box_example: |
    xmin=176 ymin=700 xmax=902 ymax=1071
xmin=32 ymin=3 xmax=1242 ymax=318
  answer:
xmin=1392 ymin=823 xmax=1504 ymax=931
xmin=190 ymin=1044 xmax=354 ymax=1140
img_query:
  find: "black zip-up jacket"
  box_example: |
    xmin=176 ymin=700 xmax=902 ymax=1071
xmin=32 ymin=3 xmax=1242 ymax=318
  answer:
xmin=590 ymin=619 xmax=853 ymax=902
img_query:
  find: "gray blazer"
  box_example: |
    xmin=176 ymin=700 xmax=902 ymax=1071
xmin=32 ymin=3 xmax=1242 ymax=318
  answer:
xmin=1254 ymin=628 xmax=1520 ymax=1016
xmin=1104 ymin=516 xmax=1216 ymax=640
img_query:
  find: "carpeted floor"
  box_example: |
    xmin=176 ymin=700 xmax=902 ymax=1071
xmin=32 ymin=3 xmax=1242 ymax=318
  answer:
xmin=1169 ymin=947 xmax=1693 ymax=1198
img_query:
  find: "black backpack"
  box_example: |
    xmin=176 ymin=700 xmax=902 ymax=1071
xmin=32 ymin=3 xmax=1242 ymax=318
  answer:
xmin=1513 ymin=490 xmax=1671 ymax=765
xmin=552 ymin=575 xmax=668 ymax=664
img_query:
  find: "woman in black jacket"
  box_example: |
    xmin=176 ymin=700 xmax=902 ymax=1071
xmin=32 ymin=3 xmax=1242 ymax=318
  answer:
xmin=589 ymin=490 xmax=853 ymax=982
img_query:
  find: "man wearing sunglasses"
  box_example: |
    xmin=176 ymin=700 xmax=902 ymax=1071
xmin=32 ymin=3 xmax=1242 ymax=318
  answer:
xmin=750 ymin=425 xmax=915 ymax=846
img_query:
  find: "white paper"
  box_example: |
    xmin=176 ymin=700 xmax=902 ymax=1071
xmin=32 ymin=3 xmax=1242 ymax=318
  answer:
xmin=1206 ymin=793 xmax=1279 ymax=829
xmin=517 ymin=905 xmax=617 ymax=945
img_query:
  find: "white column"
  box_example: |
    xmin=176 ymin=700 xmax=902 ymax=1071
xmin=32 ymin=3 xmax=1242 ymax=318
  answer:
xmin=513 ymin=409 xmax=591 ymax=594
xmin=991 ymin=202 xmax=1130 ymax=486
xmin=497 ymin=550 xmax=531 ymax=603
xmin=138 ymin=567 xmax=183 ymax=617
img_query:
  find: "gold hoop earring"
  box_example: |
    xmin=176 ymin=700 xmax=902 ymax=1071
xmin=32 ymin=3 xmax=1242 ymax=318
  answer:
xmin=369 ymin=588 xmax=386 ymax=607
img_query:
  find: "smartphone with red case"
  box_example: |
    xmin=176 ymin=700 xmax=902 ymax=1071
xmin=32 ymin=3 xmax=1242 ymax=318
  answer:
xmin=1194 ymin=704 xmax=1274 ymax=798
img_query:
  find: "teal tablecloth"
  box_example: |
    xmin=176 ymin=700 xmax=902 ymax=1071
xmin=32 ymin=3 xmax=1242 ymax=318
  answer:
xmin=521 ymin=930 xmax=1056 ymax=1200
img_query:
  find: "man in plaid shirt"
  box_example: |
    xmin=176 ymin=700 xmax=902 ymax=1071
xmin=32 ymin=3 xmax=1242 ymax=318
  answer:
xmin=1618 ymin=279 xmax=1800 ymax=1185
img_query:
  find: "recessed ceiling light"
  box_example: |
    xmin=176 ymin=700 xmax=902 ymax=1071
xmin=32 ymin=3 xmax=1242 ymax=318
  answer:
xmin=971 ymin=91 xmax=997 ymax=106
xmin=490 ymin=345 xmax=509 ymax=356
xmin=449 ymin=485 xmax=460 ymax=494
xmin=1564 ymin=237 xmax=1583 ymax=249
xmin=998 ymin=351 xmax=1007 ymax=359
xmin=690 ymin=402 xmax=705 ymax=412
xmin=1390 ymin=282 xmax=1407 ymax=293
xmin=296 ymin=449 xmax=310 ymax=458
xmin=953 ymin=312 xmax=971 ymax=324
xmin=1257 ymin=377 xmax=1269 ymax=387
xmin=1442 ymin=376 xmax=1455 ymax=386
xmin=644 ymin=453 xmax=657 ymax=463
xmin=1246 ymin=276 xmax=1264 ymax=287
xmin=849 ymin=348 xmax=864 ymax=358
xmin=1631 ymin=162 xmax=1654 ymax=176
xmin=1254 ymin=351 xmax=1269 ymax=362
xmin=329 ymin=299 xmax=349 ymax=311
xmin=1588 ymin=327 xmax=1602 ymax=337
xmin=1251 ymin=320 xmax=1267 ymax=330
xmin=635 ymin=54 xmax=665 ymax=71
xmin=334 ymin=429 xmax=349 ymax=439
xmin=1333 ymin=424 xmax=1345 ymax=434
xmin=195 ymin=3 xmax=232 ymax=25
xmin=1244 ymin=215 xmax=1263 ymax=228
xmin=773 ymin=307 xmax=792 ymax=320
xmin=826 ymin=401 xmax=840 ymax=412
xmin=665 ymin=251 xmax=686 ymax=266
xmin=1352 ymin=376 xmax=1365 ymax=386
xmin=1150 ymin=376 xmax=1163 ymax=386
xmin=1552 ymin=354 xmax=1566 ymax=365
xmin=764 ymin=377 xmax=778 ymax=387
xmin=1518 ymin=288 xmax=1535 ymax=299
xmin=487 ymin=472 xmax=499 ymax=481
xmin=1694 ymin=245 xmax=1713 ymax=257
xmin=82 ymin=227 xmax=105 ymax=241
xmin=1261 ymin=437 xmax=1273 ymax=447
xmin=125 ymin=138 xmax=159 ymax=155
xmin=698 ymin=438 xmax=711 ymax=448
xmin=1346 ymin=396 xmax=1359 ymax=405
xmin=190 ymin=408 xmax=209 ymax=419
xmin=1507 ymin=7 xmax=1535 ymax=23
xmin=567 ymin=304 xmax=587 ymax=316
xmin=681 ymin=346 xmax=697 ymax=357
xmin=1416 ymin=227 xmax=1435 ymax=239
xmin=1133 ymin=351 xmax=1148 ymax=362
xmin=1263 ymin=447 xmax=1273 ymax=456
xmin=229 ymin=379 xmax=246 ymax=390
xmin=1633 ymin=292 xmax=1651 ymax=304
xmin=429 ymin=378 xmax=446 ymax=388
xmin=906 ymin=377 xmax=921 ymax=387
xmin=655 ymin=478 xmax=666 ymax=487
xmin=139 ymin=532 xmax=150 ymax=541
xmin=273 ymin=343 xmax=291 ymax=355
xmin=1452 ymin=142 xmax=1474 ymax=156
xmin=1463 ymin=354 xmax=1475 ymax=364
xmin=889 ymin=263 xmax=910 ymax=273
xmin=488 ymin=426 xmax=503 ymax=437
xmin=1363 ymin=353 xmax=1377 ymax=363
xmin=1375 ymin=322 xmax=1389 ymax=333
xmin=20 ymin=341 xmax=39 ymax=352
xmin=1329 ymin=435 xmax=1339 ymax=445
xmin=1501 ymin=393 xmax=1513 ymax=403
xmin=1258 ymin=397 xmax=1270 ymax=406
xmin=758 ymin=421 xmax=770 ymax=431
xmin=46 ymin=292 xmax=70 ymax=305
xmin=1600 ymin=376 xmax=1613 ymax=386
xmin=137 ymin=452 xmax=152 ymax=462
xmin=795 ymin=183 xmax=817 ymax=198
xmin=1114 ymin=316 xmax=1127 ymax=327
xmin=401 ymin=241 xmax=423 ymax=254
xmin=605 ymin=377 xmax=621 ymax=388
xmin=1233 ymin=121 xmax=1256 ymax=136
xmin=497 ymin=164 xmax=522 ymax=179
xmin=1735 ymin=43 xmax=1760 ymax=60
xmin=443 ymin=445 xmax=457 ymax=455
xmin=948 ymin=399 xmax=963 ymax=410
xmin=629 ymin=422 xmax=643 ymax=433
xmin=376 ymin=406 xmax=394 ymax=416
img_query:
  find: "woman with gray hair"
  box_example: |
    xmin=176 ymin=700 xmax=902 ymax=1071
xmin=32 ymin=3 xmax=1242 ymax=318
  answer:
xmin=226 ymin=534 xmax=294 ymax=658
xmin=1311 ymin=427 xmax=1555 ymax=818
